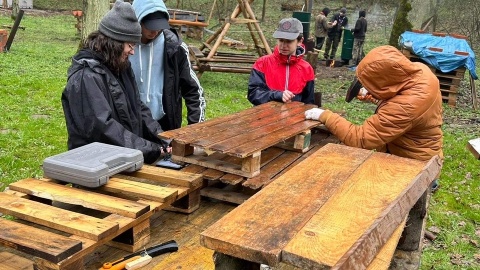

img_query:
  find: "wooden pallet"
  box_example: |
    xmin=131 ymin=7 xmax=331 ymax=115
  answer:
xmin=0 ymin=165 xmax=203 ymax=270
xmin=181 ymin=128 xmax=339 ymax=205
xmin=401 ymin=48 xmax=466 ymax=106
xmin=160 ymin=102 xmax=322 ymax=178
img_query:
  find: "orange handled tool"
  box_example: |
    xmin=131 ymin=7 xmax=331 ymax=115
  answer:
xmin=99 ymin=255 xmax=141 ymax=270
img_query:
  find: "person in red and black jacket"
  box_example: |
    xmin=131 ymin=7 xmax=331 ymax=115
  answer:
xmin=247 ymin=18 xmax=315 ymax=106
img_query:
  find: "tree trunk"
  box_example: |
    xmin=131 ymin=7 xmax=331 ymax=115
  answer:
xmin=11 ymin=0 xmax=19 ymax=20
xmin=389 ymin=0 xmax=413 ymax=47
xmin=81 ymin=0 xmax=111 ymax=45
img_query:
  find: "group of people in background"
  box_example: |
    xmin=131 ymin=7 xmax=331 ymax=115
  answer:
xmin=61 ymin=1 xmax=442 ymax=195
xmin=314 ymin=6 xmax=367 ymax=66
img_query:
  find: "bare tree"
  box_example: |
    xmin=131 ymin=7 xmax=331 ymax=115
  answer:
xmin=81 ymin=0 xmax=111 ymax=44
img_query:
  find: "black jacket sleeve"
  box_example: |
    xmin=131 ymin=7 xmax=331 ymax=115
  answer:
xmin=300 ymin=80 xmax=315 ymax=104
xmin=177 ymin=43 xmax=206 ymax=125
xmin=247 ymin=68 xmax=283 ymax=105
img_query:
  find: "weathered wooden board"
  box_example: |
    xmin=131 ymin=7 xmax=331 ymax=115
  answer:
xmin=0 ymin=251 xmax=34 ymax=270
xmin=191 ymin=104 xmax=312 ymax=149
xmin=0 ymin=192 xmax=119 ymax=241
xmin=124 ymin=165 xmax=203 ymax=188
xmin=100 ymin=177 xmax=179 ymax=203
xmin=0 ymin=219 xmax=82 ymax=263
xmin=200 ymin=144 xmax=374 ymax=266
xmin=9 ymin=178 xmax=150 ymax=218
xmin=227 ymin=119 xmax=321 ymax=157
xmin=282 ymin=154 xmax=440 ymax=269
xmin=467 ymin=138 xmax=480 ymax=159
xmin=200 ymin=187 xmax=250 ymax=205
xmin=159 ymin=101 xmax=288 ymax=142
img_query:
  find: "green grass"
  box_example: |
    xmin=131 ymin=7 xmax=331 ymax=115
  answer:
xmin=1 ymin=1 xmax=480 ymax=269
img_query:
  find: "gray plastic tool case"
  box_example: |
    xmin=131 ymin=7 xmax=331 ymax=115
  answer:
xmin=43 ymin=142 xmax=144 ymax=188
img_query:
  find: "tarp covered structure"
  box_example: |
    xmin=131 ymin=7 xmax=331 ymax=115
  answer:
xmin=399 ymin=31 xmax=477 ymax=79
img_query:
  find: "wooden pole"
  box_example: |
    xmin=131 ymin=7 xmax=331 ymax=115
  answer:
xmin=207 ymin=0 xmax=217 ymax=25
xmin=4 ymin=9 xmax=23 ymax=51
xmin=201 ymin=5 xmax=241 ymax=51
xmin=261 ymin=0 xmax=266 ymax=22
xmin=242 ymin=0 xmax=272 ymax=54
xmin=238 ymin=0 xmax=262 ymax=55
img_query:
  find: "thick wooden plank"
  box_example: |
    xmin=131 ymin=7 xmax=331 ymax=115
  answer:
xmin=282 ymin=154 xmax=441 ymax=269
xmin=0 ymin=219 xmax=82 ymax=263
xmin=0 ymin=192 xmax=119 ymax=241
xmin=99 ymin=177 xmax=179 ymax=203
xmin=8 ymin=178 xmax=149 ymax=218
xmin=159 ymin=102 xmax=285 ymax=141
xmin=467 ymin=138 xmax=480 ymax=159
xmin=0 ymin=251 xmax=34 ymax=270
xmin=367 ymin=218 xmax=407 ymax=270
xmin=200 ymin=144 xmax=373 ymax=266
xmin=124 ymin=164 xmax=203 ymax=188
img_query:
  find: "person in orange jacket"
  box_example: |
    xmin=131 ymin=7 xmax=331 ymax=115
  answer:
xmin=305 ymin=45 xmax=443 ymax=163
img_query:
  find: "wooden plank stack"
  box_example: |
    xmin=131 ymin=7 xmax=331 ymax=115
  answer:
xmin=200 ymin=144 xmax=442 ymax=269
xmin=160 ymin=102 xmax=334 ymax=204
xmin=401 ymin=48 xmax=466 ymax=107
xmin=0 ymin=165 xmax=203 ymax=270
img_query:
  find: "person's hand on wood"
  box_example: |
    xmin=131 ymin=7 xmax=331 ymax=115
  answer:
xmin=305 ymin=108 xmax=325 ymax=121
xmin=282 ymin=90 xmax=295 ymax=103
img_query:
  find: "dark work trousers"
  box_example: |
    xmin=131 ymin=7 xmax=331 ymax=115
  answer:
xmin=315 ymin=36 xmax=326 ymax=50
xmin=352 ymin=38 xmax=365 ymax=65
xmin=323 ymin=34 xmax=341 ymax=59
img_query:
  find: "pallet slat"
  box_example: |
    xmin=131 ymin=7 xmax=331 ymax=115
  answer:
xmin=0 ymin=219 xmax=82 ymax=263
xmin=8 ymin=178 xmax=149 ymax=218
xmin=123 ymin=164 xmax=203 ymax=188
xmin=0 ymin=192 xmax=119 ymax=241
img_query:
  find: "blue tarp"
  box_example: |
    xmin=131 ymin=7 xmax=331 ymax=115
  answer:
xmin=399 ymin=31 xmax=477 ymax=79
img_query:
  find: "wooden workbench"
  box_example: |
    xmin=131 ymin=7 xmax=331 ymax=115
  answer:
xmin=200 ymin=144 xmax=442 ymax=269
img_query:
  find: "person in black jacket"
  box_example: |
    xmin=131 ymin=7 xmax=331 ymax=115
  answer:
xmin=61 ymin=0 xmax=168 ymax=164
xmin=351 ymin=10 xmax=367 ymax=66
xmin=323 ymin=7 xmax=348 ymax=60
xmin=130 ymin=0 xmax=206 ymax=132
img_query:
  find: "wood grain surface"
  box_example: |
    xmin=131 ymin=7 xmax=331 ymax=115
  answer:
xmin=200 ymin=143 xmax=373 ymax=266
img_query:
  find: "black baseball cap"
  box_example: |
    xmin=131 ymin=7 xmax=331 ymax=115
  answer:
xmin=142 ymin=11 xmax=169 ymax=31
xmin=346 ymin=77 xmax=363 ymax=102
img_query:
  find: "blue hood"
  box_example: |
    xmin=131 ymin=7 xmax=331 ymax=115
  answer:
xmin=133 ymin=0 xmax=169 ymax=23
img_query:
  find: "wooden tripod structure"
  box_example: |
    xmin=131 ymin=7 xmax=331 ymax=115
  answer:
xmin=190 ymin=0 xmax=272 ymax=78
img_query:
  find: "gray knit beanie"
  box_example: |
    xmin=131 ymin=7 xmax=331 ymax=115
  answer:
xmin=99 ymin=0 xmax=141 ymax=43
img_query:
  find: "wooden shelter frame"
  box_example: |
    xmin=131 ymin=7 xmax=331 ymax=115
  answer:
xmin=191 ymin=0 xmax=272 ymax=78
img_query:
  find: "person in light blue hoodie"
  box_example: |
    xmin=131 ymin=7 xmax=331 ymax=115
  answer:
xmin=130 ymin=0 xmax=206 ymax=132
